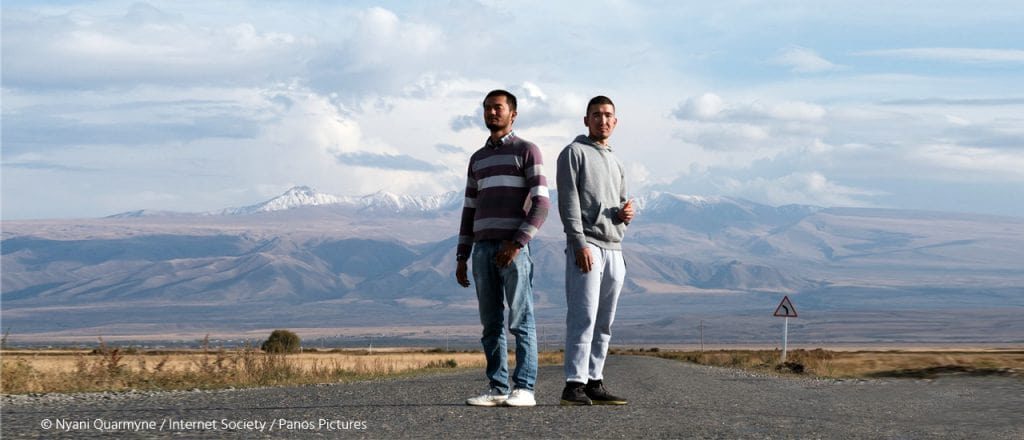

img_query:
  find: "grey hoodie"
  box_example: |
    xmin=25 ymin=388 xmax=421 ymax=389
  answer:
xmin=556 ymin=135 xmax=629 ymax=251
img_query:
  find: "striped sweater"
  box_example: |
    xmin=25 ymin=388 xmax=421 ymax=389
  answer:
xmin=456 ymin=132 xmax=550 ymax=260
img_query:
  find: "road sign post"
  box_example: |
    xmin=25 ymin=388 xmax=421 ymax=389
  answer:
xmin=773 ymin=296 xmax=798 ymax=363
xmin=699 ymin=320 xmax=704 ymax=353
xmin=782 ymin=317 xmax=789 ymax=362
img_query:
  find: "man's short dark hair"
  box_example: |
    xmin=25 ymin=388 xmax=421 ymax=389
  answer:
xmin=587 ymin=95 xmax=615 ymax=114
xmin=484 ymin=89 xmax=517 ymax=111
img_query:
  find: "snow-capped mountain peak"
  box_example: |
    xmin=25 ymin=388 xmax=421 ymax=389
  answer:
xmin=355 ymin=190 xmax=461 ymax=212
xmin=637 ymin=191 xmax=724 ymax=211
xmin=212 ymin=186 xmax=462 ymax=216
xmin=218 ymin=186 xmax=346 ymax=215
xmin=109 ymin=185 xmax=817 ymax=221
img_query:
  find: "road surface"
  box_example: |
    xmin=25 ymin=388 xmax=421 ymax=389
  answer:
xmin=3 ymin=355 xmax=1022 ymax=438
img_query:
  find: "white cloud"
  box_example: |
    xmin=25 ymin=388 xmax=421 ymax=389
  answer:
xmin=674 ymin=93 xmax=724 ymax=120
xmin=1 ymin=81 xmax=467 ymax=217
xmin=857 ymin=48 xmax=1024 ymax=64
xmin=728 ymin=172 xmax=879 ymax=208
xmin=3 ymin=1 xmax=1023 ymax=219
xmin=674 ymin=121 xmax=771 ymax=151
xmin=625 ymin=162 xmax=652 ymax=194
xmin=655 ymin=169 xmax=880 ymax=208
xmin=255 ymin=86 xmax=463 ymax=194
xmin=913 ymin=144 xmax=1024 ymax=179
xmin=772 ymin=46 xmax=841 ymax=73
xmin=751 ymin=101 xmax=827 ymax=121
xmin=675 ymin=93 xmax=826 ymax=123
xmin=509 ymin=82 xmax=576 ymax=128
xmin=1 ymin=5 xmax=312 ymax=88
xmin=518 ymin=81 xmax=548 ymax=101
xmin=447 ymin=81 xmax=577 ymax=131
xmin=343 ymin=7 xmax=443 ymax=72
xmin=671 ymin=94 xmax=827 ymax=153
xmin=657 ymin=93 xmax=1024 ymax=210
xmin=304 ymin=6 xmax=450 ymax=96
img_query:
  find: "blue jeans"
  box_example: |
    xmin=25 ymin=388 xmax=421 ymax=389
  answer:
xmin=471 ymin=240 xmax=538 ymax=393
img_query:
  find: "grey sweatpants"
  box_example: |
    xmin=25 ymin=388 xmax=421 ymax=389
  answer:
xmin=564 ymin=243 xmax=625 ymax=383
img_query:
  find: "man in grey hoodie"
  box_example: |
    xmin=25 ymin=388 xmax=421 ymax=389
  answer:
xmin=556 ymin=95 xmax=635 ymax=406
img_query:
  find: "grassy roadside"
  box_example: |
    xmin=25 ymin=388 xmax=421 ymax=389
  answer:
xmin=6 ymin=345 xmax=1021 ymax=395
xmin=614 ymin=348 xmax=1024 ymax=379
xmin=1 ymin=343 xmax=564 ymax=395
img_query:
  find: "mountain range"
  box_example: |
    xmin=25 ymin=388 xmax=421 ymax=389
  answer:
xmin=108 ymin=186 xmax=464 ymax=217
xmin=2 ymin=186 xmax=1022 ymax=346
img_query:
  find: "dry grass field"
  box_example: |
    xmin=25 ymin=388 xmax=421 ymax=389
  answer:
xmin=617 ymin=348 xmax=1024 ymax=379
xmin=1 ymin=344 xmax=564 ymax=395
xmin=4 ymin=344 xmax=1021 ymax=395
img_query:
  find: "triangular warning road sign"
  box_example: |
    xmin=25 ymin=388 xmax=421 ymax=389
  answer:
xmin=773 ymin=295 xmax=798 ymax=318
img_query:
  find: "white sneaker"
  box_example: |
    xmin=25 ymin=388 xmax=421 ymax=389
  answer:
xmin=504 ymin=388 xmax=536 ymax=407
xmin=466 ymin=387 xmax=508 ymax=407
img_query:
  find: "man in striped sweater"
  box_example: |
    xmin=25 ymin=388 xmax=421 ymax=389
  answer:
xmin=455 ymin=89 xmax=550 ymax=407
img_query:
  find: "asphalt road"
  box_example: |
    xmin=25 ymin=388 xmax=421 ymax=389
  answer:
xmin=3 ymin=355 xmax=1022 ymax=439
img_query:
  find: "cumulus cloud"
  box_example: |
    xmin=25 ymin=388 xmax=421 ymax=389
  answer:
xmin=671 ymin=93 xmax=827 ymax=152
xmin=772 ymin=46 xmax=841 ymax=73
xmin=446 ymin=82 xmax=575 ymax=131
xmin=3 ymin=2 xmax=1022 ymax=219
xmin=674 ymin=93 xmax=826 ymax=123
xmin=1 ymin=79 xmax=468 ymax=218
xmin=658 ymin=90 xmax=1024 ymax=211
xmin=2 ymin=3 xmax=451 ymax=97
xmin=306 ymin=6 xmax=446 ymax=95
xmin=674 ymin=93 xmax=725 ymax=120
xmin=742 ymin=172 xmax=879 ymax=207
xmin=1 ymin=4 xmax=310 ymax=88
xmin=673 ymin=121 xmax=771 ymax=151
xmin=342 ymin=7 xmax=443 ymax=72
xmin=508 ymin=82 xmax=571 ymax=128
xmin=625 ymin=162 xmax=652 ymax=194
xmin=661 ymin=99 xmax=1024 ymax=207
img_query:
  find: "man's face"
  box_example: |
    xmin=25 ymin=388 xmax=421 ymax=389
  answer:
xmin=585 ymin=103 xmax=617 ymax=142
xmin=483 ymin=95 xmax=516 ymax=132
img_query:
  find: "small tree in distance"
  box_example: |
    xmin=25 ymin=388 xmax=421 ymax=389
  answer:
xmin=261 ymin=329 xmax=301 ymax=353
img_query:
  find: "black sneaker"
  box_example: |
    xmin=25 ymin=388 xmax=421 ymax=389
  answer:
xmin=585 ymin=379 xmax=628 ymax=405
xmin=560 ymin=382 xmax=592 ymax=406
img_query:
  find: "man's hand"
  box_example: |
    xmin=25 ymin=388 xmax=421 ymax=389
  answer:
xmin=618 ymin=199 xmax=635 ymax=223
xmin=456 ymin=260 xmax=471 ymax=287
xmin=575 ymin=246 xmax=594 ymax=273
xmin=495 ymin=240 xmax=521 ymax=268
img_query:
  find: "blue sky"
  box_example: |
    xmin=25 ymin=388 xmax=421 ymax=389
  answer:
xmin=2 ymin=0 xmax=1023 ymax=219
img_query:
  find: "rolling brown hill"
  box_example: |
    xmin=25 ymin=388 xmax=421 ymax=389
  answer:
xmin=2 ymin=189 xmax=1022 ymax=345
